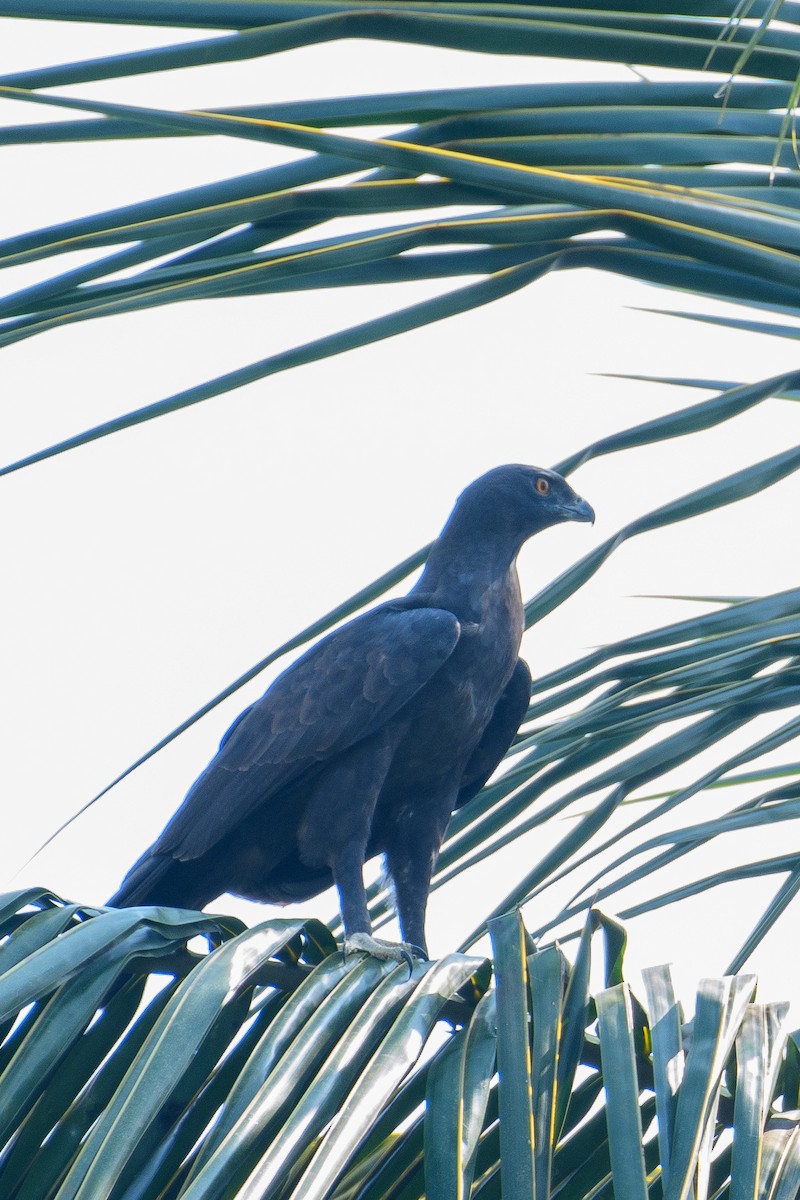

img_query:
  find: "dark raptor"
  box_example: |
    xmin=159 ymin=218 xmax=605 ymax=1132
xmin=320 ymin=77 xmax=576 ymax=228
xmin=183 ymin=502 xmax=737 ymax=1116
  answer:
xmin=109 ymin=465 xmax=594 ymax=958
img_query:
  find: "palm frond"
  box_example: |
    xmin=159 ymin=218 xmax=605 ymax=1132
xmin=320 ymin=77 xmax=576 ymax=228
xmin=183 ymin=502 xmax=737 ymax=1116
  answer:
xmin=2 ymin=895 xmax=798 ymax=1199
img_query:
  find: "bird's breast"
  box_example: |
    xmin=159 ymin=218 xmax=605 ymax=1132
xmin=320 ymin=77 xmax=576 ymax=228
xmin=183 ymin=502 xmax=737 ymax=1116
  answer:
xmin=387 ymin=582 xmax=523 ymax=789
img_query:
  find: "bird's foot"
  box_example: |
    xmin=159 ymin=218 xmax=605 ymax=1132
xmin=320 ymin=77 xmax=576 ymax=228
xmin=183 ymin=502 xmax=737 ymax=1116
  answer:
xmin=344 ymin=933 xmax=427 ymax=972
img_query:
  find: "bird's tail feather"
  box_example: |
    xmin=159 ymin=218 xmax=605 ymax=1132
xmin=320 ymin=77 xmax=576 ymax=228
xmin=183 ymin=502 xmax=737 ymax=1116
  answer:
xmin=107 ymin=852 xmax=210 ymax=911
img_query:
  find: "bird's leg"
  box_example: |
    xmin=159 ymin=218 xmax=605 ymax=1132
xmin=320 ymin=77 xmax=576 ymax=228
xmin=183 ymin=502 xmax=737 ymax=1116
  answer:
xmin=386 ymin=829 xmax=443 ymax=961
xmin=333 ymin=840 xmax=373 ymax=941
xmin=297 ymin=732 xmax=418 ymax=966
xmin=332 ymin=844 xmax=421 ymax=969
xmin=391 ymin=871 xmax=430 ymax=961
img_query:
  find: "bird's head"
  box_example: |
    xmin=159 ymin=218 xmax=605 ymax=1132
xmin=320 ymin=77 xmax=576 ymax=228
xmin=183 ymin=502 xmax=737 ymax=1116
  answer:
xmin=451 ymin=464 xmax=594 ymax=549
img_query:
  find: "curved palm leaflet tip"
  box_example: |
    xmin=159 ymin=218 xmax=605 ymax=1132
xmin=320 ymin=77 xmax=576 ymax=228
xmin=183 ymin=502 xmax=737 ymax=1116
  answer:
xmin=2 ymin=2 xmax=800 ymax=1196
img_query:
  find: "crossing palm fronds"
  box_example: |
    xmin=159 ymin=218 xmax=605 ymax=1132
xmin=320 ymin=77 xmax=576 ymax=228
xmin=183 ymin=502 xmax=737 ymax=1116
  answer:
xmin=1 ymin=894 xmax=798 ymax=1200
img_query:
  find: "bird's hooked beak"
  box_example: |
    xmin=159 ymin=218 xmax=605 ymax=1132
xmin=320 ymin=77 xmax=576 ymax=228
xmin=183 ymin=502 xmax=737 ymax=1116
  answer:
xmin=556 ymin=495 xmax=595 ymax=525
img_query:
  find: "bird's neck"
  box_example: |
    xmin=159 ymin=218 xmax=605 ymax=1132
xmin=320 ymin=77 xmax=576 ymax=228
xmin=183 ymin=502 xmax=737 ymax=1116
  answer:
xmin=413 ymin=527 xmax=523 ymax=625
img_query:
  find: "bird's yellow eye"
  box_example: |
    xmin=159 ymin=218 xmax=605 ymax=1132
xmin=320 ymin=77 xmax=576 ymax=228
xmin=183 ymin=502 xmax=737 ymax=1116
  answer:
xmin=536 ymin=477 xmax=550 ymax=495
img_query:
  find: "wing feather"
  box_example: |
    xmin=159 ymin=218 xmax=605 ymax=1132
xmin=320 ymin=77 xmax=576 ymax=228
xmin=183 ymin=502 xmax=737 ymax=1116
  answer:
xmin=155 ymin=603 xmax=461 ymax=860
xmin=454 ymin=658 xmax=531 ymax=809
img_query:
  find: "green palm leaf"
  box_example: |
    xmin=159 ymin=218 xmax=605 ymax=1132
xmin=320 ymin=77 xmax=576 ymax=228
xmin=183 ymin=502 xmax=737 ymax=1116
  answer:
xmin=8 ymin=899 xmax=795 ymax=1198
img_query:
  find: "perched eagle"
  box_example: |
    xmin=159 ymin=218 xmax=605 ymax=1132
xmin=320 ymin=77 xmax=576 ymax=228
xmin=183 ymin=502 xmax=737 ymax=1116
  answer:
xmin=109 ymin=465 xmax=593 ymax=958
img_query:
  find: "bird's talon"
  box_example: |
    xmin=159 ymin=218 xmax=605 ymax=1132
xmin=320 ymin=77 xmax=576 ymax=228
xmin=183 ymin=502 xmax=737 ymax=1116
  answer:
xmin=344 ymin=933 xmax=424 ymax=969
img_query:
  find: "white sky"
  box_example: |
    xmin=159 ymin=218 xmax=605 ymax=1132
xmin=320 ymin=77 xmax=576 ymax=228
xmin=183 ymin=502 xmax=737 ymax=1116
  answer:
xmin=2 ymin=17 xmax=800 ymax=1013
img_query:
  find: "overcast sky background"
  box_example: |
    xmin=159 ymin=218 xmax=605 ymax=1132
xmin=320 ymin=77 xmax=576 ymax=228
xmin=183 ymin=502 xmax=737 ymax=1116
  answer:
xmin=2 ymin=16 xmax=800 ymax=1010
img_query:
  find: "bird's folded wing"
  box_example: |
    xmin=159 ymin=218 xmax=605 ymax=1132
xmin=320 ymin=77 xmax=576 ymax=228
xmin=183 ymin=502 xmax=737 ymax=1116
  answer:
xmin=156 ymin=604 xmax=461 ymax=860
xmin=454 ymin=657 xmax=532 ymax=809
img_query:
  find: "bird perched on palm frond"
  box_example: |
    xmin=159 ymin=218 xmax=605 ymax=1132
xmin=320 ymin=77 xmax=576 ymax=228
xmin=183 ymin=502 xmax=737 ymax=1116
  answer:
xmin=109 ymin=464 xmax=594 ymax=960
